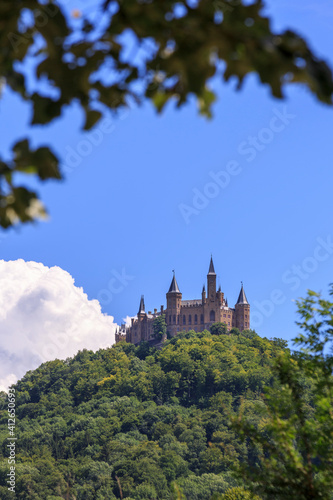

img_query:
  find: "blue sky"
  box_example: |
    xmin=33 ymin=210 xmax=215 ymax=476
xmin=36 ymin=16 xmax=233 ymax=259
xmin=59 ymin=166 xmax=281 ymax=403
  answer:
xmin=1 ymin=0 xmax=333 ymax=345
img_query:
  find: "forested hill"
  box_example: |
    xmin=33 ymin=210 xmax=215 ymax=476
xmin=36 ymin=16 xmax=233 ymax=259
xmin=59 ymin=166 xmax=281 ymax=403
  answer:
xmin=0 ymin=330 xmax=288 ymax=499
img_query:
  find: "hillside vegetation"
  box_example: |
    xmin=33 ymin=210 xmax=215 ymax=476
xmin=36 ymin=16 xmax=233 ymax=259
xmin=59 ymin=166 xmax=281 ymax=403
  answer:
xmin=0 ymin=329 xmax=288 ymax=499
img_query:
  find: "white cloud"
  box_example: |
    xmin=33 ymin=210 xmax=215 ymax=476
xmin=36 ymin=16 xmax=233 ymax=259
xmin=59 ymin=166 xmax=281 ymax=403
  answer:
xmin=123 ymin=315 xmax=134 ymax=327
xmin=0 ymin=259 xmax=117 ymax=391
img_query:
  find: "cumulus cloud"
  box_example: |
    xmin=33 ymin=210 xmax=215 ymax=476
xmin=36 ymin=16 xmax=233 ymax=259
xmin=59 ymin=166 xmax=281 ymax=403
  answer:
xmin=123 ymin=315 xmax=134 ymax=327
xmin=0 ymin=260 xmax=118 ymax=391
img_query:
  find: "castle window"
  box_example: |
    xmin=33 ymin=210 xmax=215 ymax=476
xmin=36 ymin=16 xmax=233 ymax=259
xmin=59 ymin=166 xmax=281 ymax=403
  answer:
xmin=200 ymin=314 xmax=204 ymax=323
xmin=173 ymin=314 xmax=176 ymax=324
xmin=228 ymin=314 xmax=230 ymax=318
xmin=223 ymin=314 xmax=226 ymax=318
xmin=189 ymin=315 xmax=192 ymax=324
xmin=177 ymin=315 xmax=179 ymax=324
xmin=194 ymin=314 xmax=198 ymax=324
xmin=245 ymin=314 xmax=248 ymax=318
xmin=169 ymin=315 xmax=171 ymax=323
xmin=183 ymin=315 xmax=186 ymax=325
xmin=210 ymin=310 xmax=215 ymax=322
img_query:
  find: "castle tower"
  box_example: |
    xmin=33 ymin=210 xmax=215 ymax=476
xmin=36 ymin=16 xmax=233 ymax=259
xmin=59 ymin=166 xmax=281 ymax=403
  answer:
xmin=217 ymin=284 xmax=223 ymax=306
xmin=235 ymin=283 xmax=250 ymax=331
xmin=207 ymin=256 xmax=217 ymax=301
xmin=128 ymin=295 xmax=147 ymax=343
xmin=201 ymin=285 xmax=206 ymax=304
xmin=166 ymin=271 xmax=182 ymax=337
xmin=138 ymin=295 xmax=145 ymax=318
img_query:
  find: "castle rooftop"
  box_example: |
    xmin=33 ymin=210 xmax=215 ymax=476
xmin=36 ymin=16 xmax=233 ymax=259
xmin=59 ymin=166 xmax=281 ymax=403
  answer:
xmin=168 ymin=272 xmax=181 ymax=293
xmin=236 ymin=284 xmax=249 ymax=305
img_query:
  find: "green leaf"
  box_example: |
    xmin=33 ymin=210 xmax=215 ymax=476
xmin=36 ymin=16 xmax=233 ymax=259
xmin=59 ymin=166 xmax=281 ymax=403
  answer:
xmin=12 ymin=139 xmax=61 ymax=181
xmin=198 ymin=88 xmax=216 ymax=119
xmin=32 ymin=147 xmax=61 ymax=181
xmin=152 ymin=92 xmax=171 ymax=113
xmin=0 ymin=187 xmax=47 ymax=229
xmin=31 ymin=94 xmax=62 ymax=125
xmin=83 ymin=109 xmax=103 ymax=131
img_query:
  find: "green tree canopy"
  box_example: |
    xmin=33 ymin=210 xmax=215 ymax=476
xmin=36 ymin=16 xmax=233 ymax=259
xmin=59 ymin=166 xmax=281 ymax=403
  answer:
xmin=0 ymin=329 xmax=287 ymax=498
xmin=153 ymin=314 xmax=167 ymax=339
xmin=210 ymin=323 xmax=228 ymax=336
xmin=235 ymin=286 xmax=333 ymax=500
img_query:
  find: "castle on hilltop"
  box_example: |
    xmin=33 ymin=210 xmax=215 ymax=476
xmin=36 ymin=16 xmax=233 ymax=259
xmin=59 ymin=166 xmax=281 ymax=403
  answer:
xmin=115 ymin=257 xmax=250 ymax=345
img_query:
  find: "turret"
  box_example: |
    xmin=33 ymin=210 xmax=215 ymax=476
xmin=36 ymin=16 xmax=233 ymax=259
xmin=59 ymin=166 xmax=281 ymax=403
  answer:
xmin=217 ymin=284 xmax=223 ymax=305
xmin=235 ymin=283 xmax=250 ymax=331
xmin=131 ymin=295 xmax=147 ymax=343
xmin=166 ymin=271 xmax=182 ymax=336
xmin=207 ymin=256 xmax=216 ymax=301
xmin=138 ymin=295 xmax=145 ymax=318
xmin=201 ymin=285 xmax=206 ymax=304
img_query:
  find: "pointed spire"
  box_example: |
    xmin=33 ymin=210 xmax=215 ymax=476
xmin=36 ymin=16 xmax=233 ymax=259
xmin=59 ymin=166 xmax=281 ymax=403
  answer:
xmin=202 ymin=284 xmax=206 ymax=293
xmin=168 ymin=271 xmax=181 ymax=293
xmin=218 ymin=284 xmax=221 ymax=292
xmin=236 ymin=282 xmax=249 ymax=305
xmin=208 ymin=255 xmax=216 ymax=275
xmin=138 ymin=295 xmax=145 ymax=315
